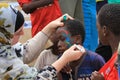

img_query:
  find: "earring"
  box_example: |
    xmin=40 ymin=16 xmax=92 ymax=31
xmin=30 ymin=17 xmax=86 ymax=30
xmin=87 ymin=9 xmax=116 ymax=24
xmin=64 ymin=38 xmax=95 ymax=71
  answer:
xmin=103 ymin=33 xmax=106 ymax=36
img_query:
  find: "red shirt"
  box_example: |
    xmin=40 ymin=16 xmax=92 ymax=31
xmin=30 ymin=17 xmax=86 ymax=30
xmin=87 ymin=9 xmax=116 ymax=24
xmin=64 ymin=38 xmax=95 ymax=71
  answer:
xmin=18 ymin=0 xmax=62 ymax=37
xmin=99 ymin=52 xmax=118 ymax=80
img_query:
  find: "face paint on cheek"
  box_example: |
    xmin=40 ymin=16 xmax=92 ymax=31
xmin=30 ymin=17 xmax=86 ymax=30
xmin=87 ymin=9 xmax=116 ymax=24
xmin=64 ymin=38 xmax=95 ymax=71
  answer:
xmin=63 ymin=33 xmax=72 ymax=48
xmin=65 ymin=40 xmax=71 ymax=48
xmin=59 ymin=29 xmax=72 ymax=48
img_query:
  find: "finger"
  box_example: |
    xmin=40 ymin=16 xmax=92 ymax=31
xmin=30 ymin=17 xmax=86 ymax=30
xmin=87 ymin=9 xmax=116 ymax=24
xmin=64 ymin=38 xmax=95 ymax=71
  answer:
xmin=57 ymin=14 xmax=74 ymax=21
xmin=69 ymin=44 xmax=77 ymax=49
xmin=90 ymin=75 xmax=94 ymax=80
xmin=69 ymin=45 xmax=85 ymax=55
xmin=91 ymin=71 xmax=101 ymax=79
xmin=91 ymin=72 xmax=97 ymax=80
xmin=64 ymin=14 xmax=74 ymax=20
xmin=74 ymin=44 xmax=86 ymax=53
xmin=91 ymin=71 xmax=98 ymax=77
xmin=91 ymin=71 xmax=104 ymax=80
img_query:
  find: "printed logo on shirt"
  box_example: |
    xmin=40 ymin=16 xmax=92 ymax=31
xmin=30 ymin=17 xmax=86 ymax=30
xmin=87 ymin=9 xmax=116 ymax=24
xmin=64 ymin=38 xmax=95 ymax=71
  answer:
xmin=78 ymin=74 xmax=91 ymax=80
xmin=105 ymin=67 xmax=111 ymax=75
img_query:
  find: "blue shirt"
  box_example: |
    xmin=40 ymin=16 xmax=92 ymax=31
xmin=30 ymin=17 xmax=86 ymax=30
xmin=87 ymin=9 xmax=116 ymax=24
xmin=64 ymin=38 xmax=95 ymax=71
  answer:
xmin=76 ymin=50 xmax=105 ymax=80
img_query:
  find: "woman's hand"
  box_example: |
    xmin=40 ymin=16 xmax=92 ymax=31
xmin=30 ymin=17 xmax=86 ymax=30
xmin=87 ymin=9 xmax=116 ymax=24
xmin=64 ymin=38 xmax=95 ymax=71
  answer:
xmin=52 ymin=44 xmax=85 ymax=73
xmin=61 ymin=44 xmax=85 ymax=62
xmin=42 ymin=14 xmax=74 ymax=37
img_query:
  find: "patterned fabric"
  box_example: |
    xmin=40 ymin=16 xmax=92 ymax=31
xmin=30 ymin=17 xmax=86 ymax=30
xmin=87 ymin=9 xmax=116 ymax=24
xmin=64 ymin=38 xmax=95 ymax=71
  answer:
xmin=37 ymin=66 xmax=57 ymax=80
xmin=0 ymin=4 xmax=57 ymax=80
xmin=0 ymin=4 xmax=17 ymax=45
xmin=12 ymin=42 xmax=23 ymax=60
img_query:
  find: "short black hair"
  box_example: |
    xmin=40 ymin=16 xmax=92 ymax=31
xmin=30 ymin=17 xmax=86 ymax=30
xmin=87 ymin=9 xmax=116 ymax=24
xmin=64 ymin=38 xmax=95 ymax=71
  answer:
xmin=64 ymin=19 xmax=85 ymax=44
xmin=98 ymin=4 xmax=120 ymax=36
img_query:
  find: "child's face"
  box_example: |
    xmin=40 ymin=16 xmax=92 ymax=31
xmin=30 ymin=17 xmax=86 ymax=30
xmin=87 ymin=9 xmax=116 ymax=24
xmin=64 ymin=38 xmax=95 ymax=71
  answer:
xmin=57 ymin=27 xmax=83 ymax=54
xmin=56 ymin=28 xmax=73 ymax=54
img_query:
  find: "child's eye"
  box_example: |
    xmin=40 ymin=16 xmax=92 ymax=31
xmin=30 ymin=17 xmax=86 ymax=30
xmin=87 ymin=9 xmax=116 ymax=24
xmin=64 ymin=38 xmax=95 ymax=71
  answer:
xmin=60 ymin=36 xmax=66 ymax=41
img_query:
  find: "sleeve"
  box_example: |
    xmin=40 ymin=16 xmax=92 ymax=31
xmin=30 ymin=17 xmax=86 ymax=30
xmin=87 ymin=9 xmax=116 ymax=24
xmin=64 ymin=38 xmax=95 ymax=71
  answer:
xmin=93 ymin=54 xmax=105 ymax=71
xmin=12 ymin=42 xmax=24 ymax=60
xmin=22 ymin=31 xmax=49 ymax=64
xmin=34 ymin=50 xmax=48 ymax=70
xmin=37 ymin=66 xmax=57 ymax=80
xmin=17 ymin=0 xmax=30 ymax=7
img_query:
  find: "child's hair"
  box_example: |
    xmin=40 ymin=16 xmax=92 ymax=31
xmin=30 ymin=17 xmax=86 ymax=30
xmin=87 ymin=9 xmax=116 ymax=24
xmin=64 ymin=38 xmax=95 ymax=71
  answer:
xmin=64 ymin=19 xmax=85 ymax=44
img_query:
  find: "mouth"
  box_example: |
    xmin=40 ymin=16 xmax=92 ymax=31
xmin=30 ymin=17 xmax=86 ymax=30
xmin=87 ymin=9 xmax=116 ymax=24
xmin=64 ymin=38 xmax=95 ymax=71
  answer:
xmin=58 ymin=50 xmax=64 ymax=54
xmin=58 ymin=49 xmax=66 ymax=54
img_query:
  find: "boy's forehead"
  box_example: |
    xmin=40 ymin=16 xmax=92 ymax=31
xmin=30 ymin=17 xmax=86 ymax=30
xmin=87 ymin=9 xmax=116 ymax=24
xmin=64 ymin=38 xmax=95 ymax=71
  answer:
xmin=57 ymin=27 xmax=65 ymax=30
xmin=57 ymin=28 xmax=69 ymax=35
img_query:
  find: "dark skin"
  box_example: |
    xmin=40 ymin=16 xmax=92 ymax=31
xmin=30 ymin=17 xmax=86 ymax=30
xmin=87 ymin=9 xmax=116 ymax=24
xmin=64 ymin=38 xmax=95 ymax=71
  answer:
xmin=91 ymin=16 xmax=120 ymax=80
xmin=20 ymin=0 xmax=54 ymax=14
xmin=56 ymin=28 xmax=85 ymax=79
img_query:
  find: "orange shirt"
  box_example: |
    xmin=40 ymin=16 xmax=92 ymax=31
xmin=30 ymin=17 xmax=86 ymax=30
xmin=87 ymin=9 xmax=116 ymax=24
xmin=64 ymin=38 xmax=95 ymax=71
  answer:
xmin=99 ymin=52 xmax=118 ymax=80
xmin=18 ymin=0 xmax=62 ymax=37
